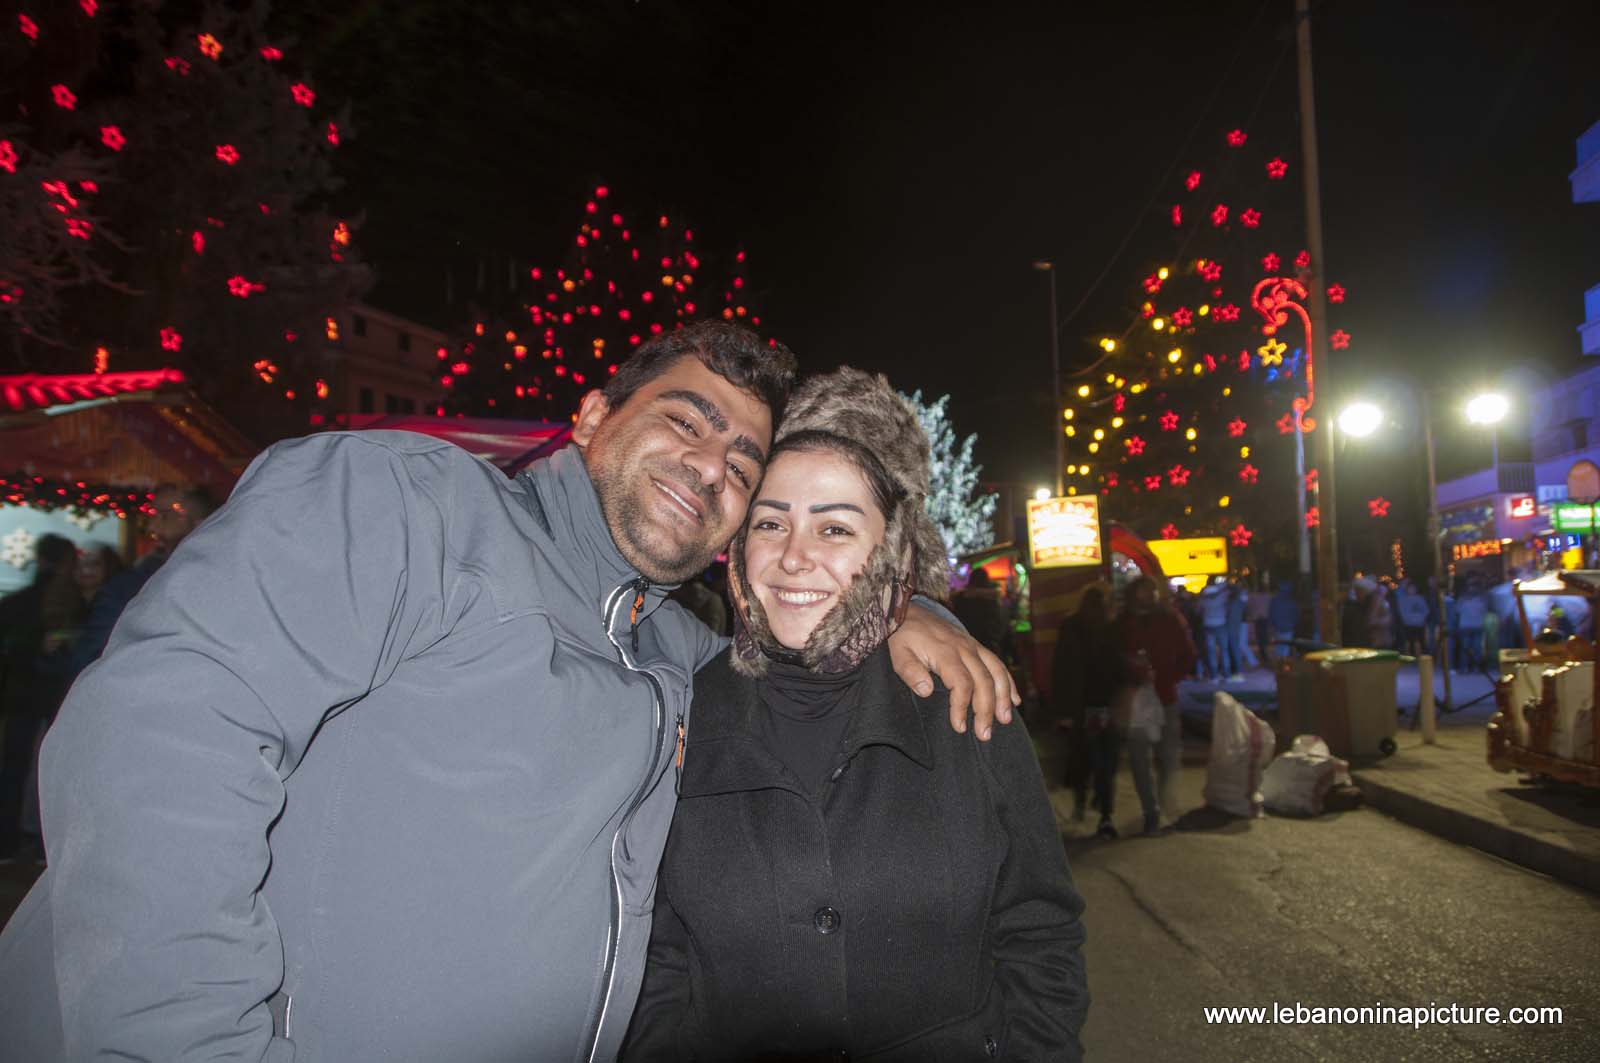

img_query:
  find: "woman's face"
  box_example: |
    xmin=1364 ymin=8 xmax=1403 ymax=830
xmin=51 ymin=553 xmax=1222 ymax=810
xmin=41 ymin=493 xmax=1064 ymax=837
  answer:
xmin=743 ymin=449 xmax=887 ymax=650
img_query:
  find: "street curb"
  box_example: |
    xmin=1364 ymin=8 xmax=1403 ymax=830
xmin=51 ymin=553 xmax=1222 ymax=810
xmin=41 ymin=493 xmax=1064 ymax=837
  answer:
xmin=1350 ymin=772 xmax=1600 ymax=896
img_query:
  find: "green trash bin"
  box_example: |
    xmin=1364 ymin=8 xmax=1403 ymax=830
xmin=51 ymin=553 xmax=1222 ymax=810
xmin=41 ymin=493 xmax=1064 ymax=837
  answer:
xmin=1296 ymin=648 xmax=1400 ymax=760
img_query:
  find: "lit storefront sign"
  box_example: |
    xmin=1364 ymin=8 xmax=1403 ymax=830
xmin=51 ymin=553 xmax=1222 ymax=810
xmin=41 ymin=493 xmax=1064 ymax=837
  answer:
xmin=1551 ymin=503 xmax=1600 ymax=533
xmin=1027 ymin=495 xmax=1103 ymax=569
xmin=1544 ymin=533 xmax=1581 ymax=552
xmin=1507 ymin=494 xmax=1536 ymax=519
xmin=1147 ymin=536 xmax=1228 ymax=578
xmin=1451 ymin=539 xmax=1504 ymax=561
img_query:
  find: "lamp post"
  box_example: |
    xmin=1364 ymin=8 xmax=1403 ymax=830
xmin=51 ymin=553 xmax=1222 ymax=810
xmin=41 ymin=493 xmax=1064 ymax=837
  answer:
xmin=1033 ymin=260 xmax=1064 ymax=497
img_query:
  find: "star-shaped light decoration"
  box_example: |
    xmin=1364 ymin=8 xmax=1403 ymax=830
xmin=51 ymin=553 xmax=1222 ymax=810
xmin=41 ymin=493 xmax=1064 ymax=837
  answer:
xmin=1226 ymin=128 xmax=1247 ymax=147
xmin=160 ymin=327 xmax=183 ymax=352
xmin=1125 ymin=435 xmax=1146 ymax=456
xmin=227 ymin=275 xmax=265 ymax=298
xmin=1145 ymin=476 xmax=1164 ymax=492
xmin=1237 ymin=350 xmax=1251 ymax=371
xmin=2 ymin=527 xmax=38 ymax=569
xmin=1330 ymin=329 xmax=1350 ymax=350
xmin=19 ymin=14 xmax=39 ymax=39
xmin=1294 ymin=250 xmax=1312 ymax=270
xmin=197 ymin=32 xmax=223 ymax=60
xmin=1239 ymin=463 xmax=1259 ymax=484
xmin=1227 ymin=417 xmax=1247 ymax=437
xmin=1368 ymin=497 xmax=1391 ymax=518
xmin=0 ymin=140 xmax=16 ymax=173
xmin=1327 ymin=283 xmax=1346 ymax=303
xmin=51 ymin=84 xmax=77 ymax=110
xmin=1159 ymin=410 xmax=1180 ymax=432
xmin=165 ymin=56 xmax=192 ymax=76
xmin=1229 ymin=523 xmax=1253 ymax=547
xmin=1211 ymin=204 xmax=1228 ymax=227
xmin=1161 ymin=523 xmax=1180 ymax=540
xmin=1266 ymin=157 xmax=1288 ymax=179
xmin=1168 ymin=465 xmax=1190 ymax=486
xmin=100 ymin=125 xmax=125 ymax=151
xmin=1112 ymin=393 xmax=1126 ymax=413
xmin=1261 ymin=252 xmax=1280 ymax=273
xmin=1304 ymin=469 xmax=1319 ymax=491
xmin=1276 ymin=413 xmax=1295 ymax=435
xmin=1171 ymin=307 xmax=1193 ymax=327
xmin=326 ymin=122 xmax=340 ymax=146
xmin=1240 ymin=208 xmax=1261 ymax=228
xmin=1171 ymin=204 xmax=1182 ymax=227
xmin=1215 ymin=304 xmax=1240 ymax=322
xmin=1257 ymin=337 xmax=1287 ymax=366
xmin=1305 ymin=507 xmax=1321 ymax=529
xmin=1185 ymin=171 xmax=1202 ymax=191
xmin=65 ymin=218 xmax=92 ymax=240
xmin=1143 ymin=274 xmax=1162 ymax=294
xmin=261 ymin=45 xmax=284 ymax=60
xmin=291 ymin=82 xmax=315 ymax=107
xmin=215 ymin=144 xmax=240 ymax=165
xmin=1199 ymin=261 xmax=1222 ymax=282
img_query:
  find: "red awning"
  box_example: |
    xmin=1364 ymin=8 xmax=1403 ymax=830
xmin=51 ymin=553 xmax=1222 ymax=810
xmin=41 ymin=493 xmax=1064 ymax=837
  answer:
xmin=1 ymin=370 xmax=187 ymax=413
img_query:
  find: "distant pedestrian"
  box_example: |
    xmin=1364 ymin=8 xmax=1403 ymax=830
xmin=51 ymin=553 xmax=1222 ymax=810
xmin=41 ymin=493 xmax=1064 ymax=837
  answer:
xmin=1226 ymin=578 xmax=1254 ymax=675
xmin=1396 ymin=578 xmax=1429 ymax=657
xmin=951 ymin=566 xmax=1011 ymax=662
xmin=1116 ymin=578 xmax=1196 ymax=833
xmin=1365 ymin=584 xmax=1395 ymax=649
xmin=1456 ymin=581 xmax=1488 ymax=672
xmin=1052 ymin=587 xmax=1126 ymax=838
xmin=1198 ymin=578 xmax=1231 ymax=679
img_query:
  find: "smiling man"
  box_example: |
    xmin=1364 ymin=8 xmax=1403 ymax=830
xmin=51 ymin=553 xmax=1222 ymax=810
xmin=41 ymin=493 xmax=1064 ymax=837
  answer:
xmin=0 ymin=323 xmax=1014 ymax=1063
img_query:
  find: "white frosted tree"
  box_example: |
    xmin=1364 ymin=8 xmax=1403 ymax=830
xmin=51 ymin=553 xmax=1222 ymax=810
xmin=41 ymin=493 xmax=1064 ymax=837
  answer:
xmin=902 ymin=390 xmax=998 ymax=557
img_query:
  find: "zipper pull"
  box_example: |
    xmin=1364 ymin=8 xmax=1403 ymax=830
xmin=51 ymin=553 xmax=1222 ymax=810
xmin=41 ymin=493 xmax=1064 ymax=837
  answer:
xmin=675 ymin=714 xmax=686 ymax=769
xmin=629 ymin=577 xmax=648 ymax=653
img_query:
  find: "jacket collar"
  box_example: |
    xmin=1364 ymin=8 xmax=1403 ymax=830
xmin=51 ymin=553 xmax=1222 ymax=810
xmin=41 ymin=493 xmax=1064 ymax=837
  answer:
xmin=680 ymin=647 xmax=936 ymax=799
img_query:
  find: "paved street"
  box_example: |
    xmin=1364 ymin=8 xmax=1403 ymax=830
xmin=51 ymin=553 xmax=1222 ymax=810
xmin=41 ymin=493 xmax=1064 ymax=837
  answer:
xmin=1047 ymin=732 xmax=1599 ymax=1062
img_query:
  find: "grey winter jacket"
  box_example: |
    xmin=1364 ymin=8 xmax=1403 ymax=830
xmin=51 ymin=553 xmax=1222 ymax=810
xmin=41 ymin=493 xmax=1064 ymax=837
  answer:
xmin=0 ymin=432 xmax=720 ymax=1062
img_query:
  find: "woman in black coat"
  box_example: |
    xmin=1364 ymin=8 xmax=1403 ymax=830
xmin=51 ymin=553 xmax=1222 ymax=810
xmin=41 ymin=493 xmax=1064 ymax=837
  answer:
xmin=622 ymin=369 xmax=1088 ymax=1062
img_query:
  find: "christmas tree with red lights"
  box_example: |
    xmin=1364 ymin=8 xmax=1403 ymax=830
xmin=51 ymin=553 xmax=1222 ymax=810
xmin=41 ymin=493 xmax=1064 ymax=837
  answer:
xmin=1064 ymin=128 xmax=1351 ymax=568
xmin=437 ymin=184 xmax=762 ymax=418
xmin=0 ymin=0 xmax=368 ymax=439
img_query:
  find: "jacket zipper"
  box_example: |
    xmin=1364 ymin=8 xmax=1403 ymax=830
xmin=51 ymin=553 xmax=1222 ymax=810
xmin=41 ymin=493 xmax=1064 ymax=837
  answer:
xmin=581 ymin=579 xmax=667 ymax=1063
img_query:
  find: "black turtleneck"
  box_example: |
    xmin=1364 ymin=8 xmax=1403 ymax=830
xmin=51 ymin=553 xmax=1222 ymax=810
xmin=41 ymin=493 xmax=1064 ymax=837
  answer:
xmin=756 ymin=659 xmax=864 ymax=794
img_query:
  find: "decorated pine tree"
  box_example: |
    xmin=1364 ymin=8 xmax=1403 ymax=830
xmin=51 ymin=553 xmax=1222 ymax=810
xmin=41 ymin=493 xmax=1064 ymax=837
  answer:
xmin=438 ymin=184 xmax=762 ymax=417
xmin=903 ymin=390 xmax=998 ymax=557
xmin=0 ymin=0 xmax=368 ymax=439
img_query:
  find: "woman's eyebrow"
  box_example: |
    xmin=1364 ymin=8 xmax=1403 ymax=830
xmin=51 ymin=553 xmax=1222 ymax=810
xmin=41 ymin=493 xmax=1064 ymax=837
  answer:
xmin=810 ymin=503 xmax=864 ymax=515
xmin=752 ymin=499 xmax=791 ymax=511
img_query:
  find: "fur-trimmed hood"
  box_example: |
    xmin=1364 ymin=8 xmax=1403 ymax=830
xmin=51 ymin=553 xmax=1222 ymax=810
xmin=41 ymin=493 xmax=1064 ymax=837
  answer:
xmin=730 ymin=368 xmax=950 ymax=677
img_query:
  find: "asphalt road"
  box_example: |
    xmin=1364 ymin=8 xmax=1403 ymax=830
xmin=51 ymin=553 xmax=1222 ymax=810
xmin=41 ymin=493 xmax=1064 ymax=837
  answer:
xmin=1048 ymin=735 xmax=1600 ymax=1063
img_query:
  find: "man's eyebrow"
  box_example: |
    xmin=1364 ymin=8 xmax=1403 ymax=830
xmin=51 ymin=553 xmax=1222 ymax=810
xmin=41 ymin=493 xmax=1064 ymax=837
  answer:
xmin=660 ymin=389 xmax=727 ymax=433
xmin=810 ymin=503 xmax=865 ymax=515
xmin=752 ymin=499 xmax=791 ymax=511
xmin=731 ymin=436 xmax=767 ymax=468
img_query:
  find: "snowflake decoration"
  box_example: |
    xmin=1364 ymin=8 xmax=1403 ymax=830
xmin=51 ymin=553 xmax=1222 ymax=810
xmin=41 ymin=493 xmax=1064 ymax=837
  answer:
xmin=1240 ymin=208 xmax=1261 ymax=228
xmin=1226 ymin=129 xmax=1247 ymax=147
xmin=1229 ymin=523 xmax=1253 ymax=547
xmin=197 ymin=33 xmax=223 ymax=60
xmin=1238 ymin=463 xmax=1259 ymax=485
xmin=1327 ymin=284 xmax=1346 ymax=303
xmin=1125 ymin=435 xmax=1146 ymax=456
xmin=51 ymin=84 xmax=77 ymax=110
xmin=2 ymin=527 xmax=37 ymax=569
xmin=64 ymin=509 xmax=105 ymax=531
xmin=1159 ymin=410 xmax=1180 ymax=432
xmin=215 ymin=144 xmax=240 ymax=165
xmin=1262 ymin=252 xmax=1280 ymax=273
xmin=1172 ymin=307 xmax=1193 ymax=327
xmin=1171 ymin=205 xmax=1182 ymax=227
xmin=1227 ymin=417 xmax=1247 ymax=437
xmin=1330 ymin=329 xmax=1350 ymax=350
xmin=100 ymin=125 xmax=125 ymax=151
xmin=1294 ymin=250 xmax=1312 ymax=270
xmin=1199 ymin=261 xmax=1222 ymax=282
xmin=1185 ymin=171 xmax=1202 ymax=191
xmin=1168 ymin=465 xmax=1190 ymax=487
xmin=1215 ymin=304 xmax=1240 ymax=322
xmin=1211 ymin=204 xmax=1229 ymax=227
xmin=1266 ymin=158 xmax=1288 ymax=179
xmin=1145 ymin=476 xmax=1163 ymax=492
xmin=1257 ymin=338 xmax=1287 ymax=366
xmin=1368 ymin=497 xmax=1390 ymax=518
xmin=1161 ymin=523 xmax=1180 ymax=540
xmin=1305 ymin=507 xmax=1321 ymax=529
xmin=160 ymin=327 xmax=182 ymax=352
xmin=291 ymin=83 xmax=316 ymax=107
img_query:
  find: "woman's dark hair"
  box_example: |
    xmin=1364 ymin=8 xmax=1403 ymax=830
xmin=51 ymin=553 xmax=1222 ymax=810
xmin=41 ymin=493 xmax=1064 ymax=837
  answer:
xmin=600 ymin=321 xmax=798 ymax=426
xmin=769 ymin=429 xmax=906 ymax=522
xmin=83 ymin=544 xmax=125 ymax=582
xmin=32 ymin=534 xmax=77 ymax=586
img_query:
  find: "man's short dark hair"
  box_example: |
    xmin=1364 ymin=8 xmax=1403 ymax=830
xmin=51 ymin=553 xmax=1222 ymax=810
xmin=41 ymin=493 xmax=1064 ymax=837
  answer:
xmin=154 ymin=484 xmax=219 ymax=521
xmin=601 ymin=321 xmax=797 ymax=426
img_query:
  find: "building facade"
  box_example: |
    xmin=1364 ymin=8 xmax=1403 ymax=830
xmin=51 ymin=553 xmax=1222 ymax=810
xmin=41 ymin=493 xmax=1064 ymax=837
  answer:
xmin=326 ymin=303 xmax=449 ymax=417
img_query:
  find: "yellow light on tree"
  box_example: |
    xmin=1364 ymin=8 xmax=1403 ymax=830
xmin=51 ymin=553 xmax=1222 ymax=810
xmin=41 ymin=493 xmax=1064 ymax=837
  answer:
xmin=1167 ymin=348 xmax=1182 ymax=363
xmin=1088 ymin=442 xmax=1099 ymax=453
xmin=1100 ymin=338 xmax=1117 ymax=352
xmin=1199 ymin=305 xmax=1210 ymax=316
xmin=1152 ymin=318 xmax=1166 ymax=331
xmin=1076 ymin=384 xmax=1091 ymax=398
xmin=1219 ymin=495 xmax=1231 ymax=508
xmin=1112 ymin=416 xmax=1124 ymax=428
xmin=1093 ymin=428 xmax=1105 ymax=440
xmin=1063 ymin=408 xmax=1074 ymax=420
xmin=1065 ymin=425 xmax=1076 ymax=437
xmin=1157 ymin=266 xmax=1170 ymax=280
xmin=1185 ymin=427 xmax=1197 ymax=440
xmin=1240 ymin=445 xmax=1250 ymax=458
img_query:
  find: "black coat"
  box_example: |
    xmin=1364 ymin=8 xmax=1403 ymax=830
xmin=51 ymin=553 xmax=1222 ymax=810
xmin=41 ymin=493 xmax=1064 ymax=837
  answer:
xmin=622 ymin=647 xmax=1088 ymax=1062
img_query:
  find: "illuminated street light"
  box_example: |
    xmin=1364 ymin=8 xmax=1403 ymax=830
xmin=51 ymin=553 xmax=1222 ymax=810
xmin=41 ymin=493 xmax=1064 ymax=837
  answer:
xmin=1337 ymin=401 xmax=1383 ymax=438
xmin=1464 ymin=392 xmax=1509 ymax=426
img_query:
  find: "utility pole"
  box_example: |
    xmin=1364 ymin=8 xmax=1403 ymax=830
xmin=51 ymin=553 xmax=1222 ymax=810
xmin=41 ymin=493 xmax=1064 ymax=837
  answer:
xmin=1296 ymin=0 xmax=1340 ymax=641
xmin=1034 ymin=261 xmax=1065 ymax=496
xmin=1422 ymin=391 xmax=1455 ymax=710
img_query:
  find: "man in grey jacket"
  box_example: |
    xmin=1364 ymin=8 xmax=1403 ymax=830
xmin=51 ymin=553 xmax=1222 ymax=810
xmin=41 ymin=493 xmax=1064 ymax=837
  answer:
xmin=0 ymin=323 xmax=1014 ymax=1063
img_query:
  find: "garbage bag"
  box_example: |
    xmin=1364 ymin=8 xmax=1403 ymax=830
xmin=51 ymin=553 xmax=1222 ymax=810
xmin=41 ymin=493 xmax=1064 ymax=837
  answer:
xmin=1203 ymin=691 xmax=1276 ymax=818
xmin=1261 ymin=734 xmax=1351 ymax=817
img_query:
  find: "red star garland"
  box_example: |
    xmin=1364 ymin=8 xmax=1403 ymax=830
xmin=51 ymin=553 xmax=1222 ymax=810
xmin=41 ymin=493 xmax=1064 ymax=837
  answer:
xmin=1237 ymin=350 xmax=1251 ymax=370
xmin=0 ymin=140 xmax=16 ymax=173
xmin=1327 ymin=283 xmax=1346 ymax=303
xmin=1262 ymin=252 xmax=1280 ymax=272
xmin=1294 ymin=250 xmax=1312 ymax=270
xmin=227 ymin=275 xmax=265 ymax=298
xmin=1125 ymin=435 xmax=1146 ymax=456
xmin=19 ymin=14 xmax=38 ymax=40
xmin=1171 ymin=205 xmax=1182 ymax=227
xmin=1145 ymin=476 xmax=1164 ymax=492
xmin=1185 ymin=171 xmax=1202 ymax=191
xmin=100 ymin=125 xmax=125 ymax=151
xmin=1215 ymin=304 xmax=1240 ymax=322
xmin=1141 ymin=302 xmax=1155 ymax=318
xmin=291 ymin=83 xmax=316 ymax=107
xmin=1304 ymin=469 xmax=1318 ymax=491
xmin=1229 ymin=523 xmax=1253 ymax=547
xmin=215 ymin=144 xmax=240 ymax=165
xmin=1266 ymin=158 xmax=1288 ymax=179
xmin=1240 ymin=208 xmax=1261 ymax=228
xmin=1143 ymin=274 xmax=1163 ymax=294
xmin=197 ymin=33 xmax=223 ymax=60
xmin=1226 ymin=129 xmax=1247 ymax=147
xmin=1161 ymin=523 xmax=1180 ymax=540
xmin=1172 ymin=307 xmax=1193 ymax=327
xmin=1211 ymin=204 xmax=1229 ymax=227
xmin=159 ymin=327 xmax=183 ymax=352
xmin=1330 ymin=329 xmax=1350 ymax=350
xmin=52 ymin=84 xmax=77 ymax=110
xmin=1159 ymin=410 xmax=1180 ymax=431
xmin=1227 ymin=417 xmax=1247 ymax=437
xmin=1203 ymin=354 xmax=1217 ymax=372
xmin=1199 ymin=261 xmax=1222 ymax=282
xmin=1277 ymin=413 xmax=1295 ymax=435
xmin=1305 ymin=507 xmax=1321 ymax=529
xmin=1239 ymin=463 xmax=1259 ymax=484
xmin=1168 ymin=465 xmax=1190 ymax=486
xmin=261 ymin=46 xmax=284 ymax=60
xmin=1113 ymin=392 xmax=1126 ymax=413
xmin=1368 ymin=497 xmax=1391 ymax=518
xmin=326 ymin=122 xmax=340 ymax=146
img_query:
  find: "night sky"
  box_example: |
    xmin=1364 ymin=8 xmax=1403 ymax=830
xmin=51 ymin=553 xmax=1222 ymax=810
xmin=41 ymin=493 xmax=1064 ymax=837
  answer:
xmin=275 ymin=0 xmax=1600 ymax=505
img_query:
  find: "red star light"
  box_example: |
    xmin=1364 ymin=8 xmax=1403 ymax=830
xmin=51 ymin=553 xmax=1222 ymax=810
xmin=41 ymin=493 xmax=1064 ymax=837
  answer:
xmin=1277 ymin=413 xmax=1295 ymax=435
xmin=215 ymin=144 xmax=240 ymax=165
xmin=1143 ymin=273 xmax=1163 ymax=294
xmin=1185 ymin=171 xmax=1202 ymax=191
xmin=1171 ymin=204 xmax=1182 ymax=227
xmin=159 ymin=327 xmax=183 ymax=352
xmin=1145 ymin=476 xmax=1164 ymax=492
xmin=1159 ymin=410 xmax=1180 ymax=431
xmin=260 ymin=45 xmax=283 ymax=60
xmin=1226 ymin=129 xmax=1247 ymax=147
xmin=1125 ymin=435 xmax=1146 ymax=456
xmin=100 ymin=125 xmax=125 ymax=151
xmin=1294 ymin=250 xmax=1312 ymax=270
xmin=1168 ymin=465 xmax=1190 ymax=486
xmin=1304 ymin=469 xmax=1318 ymax=491
xmin=291 ymin=83 xmax=316 ymax=107
xmin=1239 ymin=464 xmax=1259 ymax=484
xmin=1238 ymin=350 xmax=1251 ymax=371
xmin=1266 ymin=157 xmax=1288 ymax=179
xmin=1215 ymin=304 xmax=1240 ymax=322
xmin=1172 ymin=307 xmax=1193 ymax=327
xmin=226 ymin=275 xmax=265 ymax=298
xmin=19 ymin=14 xmax=38 ymax=40
xmin=1227 ymin=417 xmax=1247 ymax=437
xmin=1331 ymin=329 xmax=1350 ymax=350
xmin=1161 ymin=523 xmax=1180 ymax=540
xmin=51 ymin=84 xmax=77 ymax=110
xmin=1229 ymin=523 xmax=1253 ymax=547
xmin=1327 ymin=283 xmax=1346 ymax=303
xmin=0 ymin=140 xmax=16 ymax=173
xmin=1211 ymin=204 xmax=1229 ymax=227
xmin=1199 ymin=261 xmax=1222 ymax=282
xmin=1306 ymin=507 xmax=1321 ymax=529
xmin=81 ymin=1 xmax=98 ymax=15
xmin=1262 ymin=252 xmax=1280 ymax=273
xmin=326 ymin=122 xmax=340 ymax=146
xmin=1113 ymin=392 xmax=1126 ymax=413
xmin=1368 ymin=497 xmax=1391 ymax=518
xmin=197 ymin=33 xmax=223 ymax=60
xmin=1240 ymin=208 xmax=1261 ymax=228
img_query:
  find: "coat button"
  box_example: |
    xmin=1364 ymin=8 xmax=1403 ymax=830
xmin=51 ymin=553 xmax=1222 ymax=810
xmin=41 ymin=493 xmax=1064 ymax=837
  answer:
xmin=985 ymin=1034 xmax=999 ymax=1056
xmin=813 ymin=906 xmax=841 ymax=934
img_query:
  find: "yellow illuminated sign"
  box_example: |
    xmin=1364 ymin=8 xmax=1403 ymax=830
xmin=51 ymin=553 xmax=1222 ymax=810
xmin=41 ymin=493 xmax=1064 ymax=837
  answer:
xmin=1027 ymin=496 xmax=1103 ymax=569
xmin=1147 ymin=536 xmax=1229 ymax=577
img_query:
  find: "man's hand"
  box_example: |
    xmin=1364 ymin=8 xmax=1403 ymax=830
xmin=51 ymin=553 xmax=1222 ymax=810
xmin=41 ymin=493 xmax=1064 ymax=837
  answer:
xmin=888 ymin=605 xmax=1019 ymax=739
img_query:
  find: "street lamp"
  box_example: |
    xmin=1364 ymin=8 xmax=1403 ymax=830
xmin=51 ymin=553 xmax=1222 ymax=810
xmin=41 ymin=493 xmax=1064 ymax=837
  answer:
xmin=1465 ymin=390 xmax=1509 ymax=474
xmin=1337 ymin=401 xmax=1383 ymax=439
xmin=1032 ymin=260 xmax=1064 ymax=497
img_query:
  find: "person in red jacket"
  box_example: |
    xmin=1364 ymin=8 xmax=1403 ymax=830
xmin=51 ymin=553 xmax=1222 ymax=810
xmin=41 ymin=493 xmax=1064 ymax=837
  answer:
xmin=1116 ymin=577 xmax=1197 ymax=834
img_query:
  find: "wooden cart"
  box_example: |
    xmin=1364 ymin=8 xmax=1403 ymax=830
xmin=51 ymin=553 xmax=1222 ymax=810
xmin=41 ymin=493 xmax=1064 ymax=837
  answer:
xmin=1486 ymin=571 xmax=1599 ymax=787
